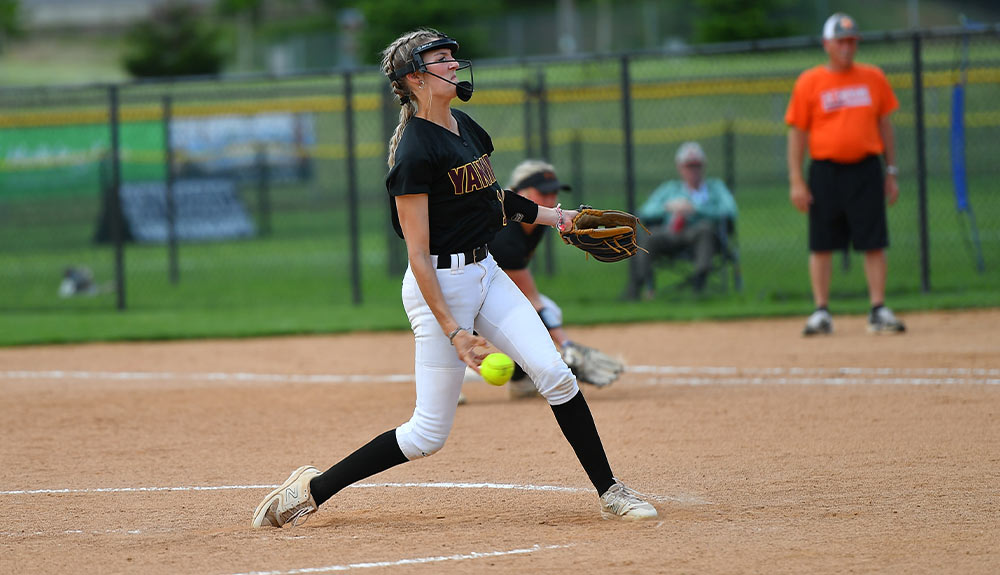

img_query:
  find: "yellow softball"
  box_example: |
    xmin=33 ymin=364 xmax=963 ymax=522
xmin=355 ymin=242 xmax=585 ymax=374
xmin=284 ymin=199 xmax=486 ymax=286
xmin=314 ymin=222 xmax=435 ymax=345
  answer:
xmin=480 ymin=353 xmax=515 ymax=386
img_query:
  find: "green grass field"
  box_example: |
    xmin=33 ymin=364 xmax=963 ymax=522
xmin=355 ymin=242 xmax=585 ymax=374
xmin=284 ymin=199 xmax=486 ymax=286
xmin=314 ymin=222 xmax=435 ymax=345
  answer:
xmin=2 ymin=170 xmax=997 ymax=347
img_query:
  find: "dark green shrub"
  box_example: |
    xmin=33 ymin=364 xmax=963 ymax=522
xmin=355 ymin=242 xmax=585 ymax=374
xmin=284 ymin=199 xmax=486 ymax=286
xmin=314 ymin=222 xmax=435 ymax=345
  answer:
xmin=123 ymin=1 xmax=225 ymax=78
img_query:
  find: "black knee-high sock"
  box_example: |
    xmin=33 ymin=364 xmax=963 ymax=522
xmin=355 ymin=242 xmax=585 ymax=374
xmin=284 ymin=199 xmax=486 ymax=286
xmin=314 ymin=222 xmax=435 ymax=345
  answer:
xmin=550 ymin=390 xmax=616 ymax=495
xmin=309 ymin=429 xmax=408 ymax=506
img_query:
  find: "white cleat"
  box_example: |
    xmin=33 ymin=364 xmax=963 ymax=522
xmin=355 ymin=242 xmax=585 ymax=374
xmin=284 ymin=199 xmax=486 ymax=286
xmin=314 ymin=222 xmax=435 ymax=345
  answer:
xmin=599 ymin=481 xmax=658 ymax=520
xmin=867 ymin=306 xmax=906 ymax=334
xmin=802 ymin=309 xmax=833 ymax=336
xmin=251 ymin=465 xmax=321 ymax=528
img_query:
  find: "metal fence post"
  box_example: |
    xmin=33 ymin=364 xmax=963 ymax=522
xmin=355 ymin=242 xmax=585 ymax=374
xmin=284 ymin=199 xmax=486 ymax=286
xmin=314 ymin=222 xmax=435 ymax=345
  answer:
xmin=344 ymin=70 xmax=362 ymax=305
xmin=382 ymin=87 xmax=406 ymax=276
xmin=537 ymin=67 xmax=556 ymax=277
xmin=621 ymin=54 xmax=638 ymax=297
xmin=621 ymin=55 xmax=636 ymax=213
xmin=913 ymin=31 xmax=931 ymax=293
xmin=255 ymin=143 xmax=272 ymax=237
xmin=109 ymin=84 xmax=126 ymax=311
xmin=162 ymin=94 xmax=179 ymax=285
xmin=571 ymin=131 xmax=584 ymax=206
xmin=538 ymin=67 xmax=551 ymax=161
xmin=723 ymin=118 xmax=735 ymax=193
xmin=523 ymin=76 xmax=535 ymax=158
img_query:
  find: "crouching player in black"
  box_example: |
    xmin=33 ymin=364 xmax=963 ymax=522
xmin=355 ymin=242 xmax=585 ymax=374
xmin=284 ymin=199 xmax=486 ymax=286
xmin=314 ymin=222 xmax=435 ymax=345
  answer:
xmin=482 ymin=160 xmax=626 ymax=399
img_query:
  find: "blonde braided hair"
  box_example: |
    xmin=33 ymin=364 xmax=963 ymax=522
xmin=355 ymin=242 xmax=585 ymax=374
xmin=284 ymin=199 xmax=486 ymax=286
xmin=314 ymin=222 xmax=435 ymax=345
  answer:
xmin=381 ymin=28 xmax=445 ymax=168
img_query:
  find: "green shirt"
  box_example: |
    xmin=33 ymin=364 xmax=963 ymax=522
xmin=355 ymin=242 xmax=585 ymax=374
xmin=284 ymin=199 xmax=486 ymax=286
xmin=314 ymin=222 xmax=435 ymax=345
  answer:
xmin=637 ymin=177 xmax=737 ymax=227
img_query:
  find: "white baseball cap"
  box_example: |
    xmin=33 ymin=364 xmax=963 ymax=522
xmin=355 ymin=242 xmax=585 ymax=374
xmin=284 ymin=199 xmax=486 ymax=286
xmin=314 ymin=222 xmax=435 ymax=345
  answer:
xmin=675 ymin=141 xmax=706 ymax=165
xmin=823 ymin=13 xmax=859 ymax=40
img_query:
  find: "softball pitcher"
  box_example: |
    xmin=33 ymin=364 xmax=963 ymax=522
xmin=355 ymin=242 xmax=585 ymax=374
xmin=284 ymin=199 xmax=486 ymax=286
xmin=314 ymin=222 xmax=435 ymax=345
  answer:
xmin=252 ymin=28 xmax=656 ymax=528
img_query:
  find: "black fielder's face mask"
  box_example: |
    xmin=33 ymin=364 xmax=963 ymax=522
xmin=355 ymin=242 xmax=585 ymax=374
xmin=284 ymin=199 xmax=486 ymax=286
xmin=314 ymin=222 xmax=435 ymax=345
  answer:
xmin=387 ymin=36 xmax=475 ymax=102
xmin=425 ymin=58 xmax=474 ymax=102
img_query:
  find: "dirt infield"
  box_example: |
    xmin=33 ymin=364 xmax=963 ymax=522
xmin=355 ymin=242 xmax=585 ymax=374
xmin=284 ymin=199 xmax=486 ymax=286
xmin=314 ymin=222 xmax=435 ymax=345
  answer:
xmin=2 ymin=309 xmax=998 ymax=574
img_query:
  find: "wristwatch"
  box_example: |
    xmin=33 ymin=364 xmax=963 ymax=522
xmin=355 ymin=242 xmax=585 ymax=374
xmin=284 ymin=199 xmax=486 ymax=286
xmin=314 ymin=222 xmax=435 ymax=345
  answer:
xmin=885 ymin=165 xmax=899 ymax=176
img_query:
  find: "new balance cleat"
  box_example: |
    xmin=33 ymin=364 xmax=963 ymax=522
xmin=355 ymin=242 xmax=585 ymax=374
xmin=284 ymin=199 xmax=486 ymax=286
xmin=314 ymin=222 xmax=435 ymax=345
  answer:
xmin=802 ymin=309 xmax=833 ymax=336
xmin=599 ymin=481 xmax=658 ymax=520
xmin=252 ymin=465 xmax=321 ymax=528
xmin=868 ymin=307 xmax=906 ymax=334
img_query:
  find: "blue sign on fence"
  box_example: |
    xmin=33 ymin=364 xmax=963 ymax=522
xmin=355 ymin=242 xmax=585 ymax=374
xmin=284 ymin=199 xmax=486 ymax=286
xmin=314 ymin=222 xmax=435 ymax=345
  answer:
xmin=95 ymin=179 xmax=256 ymax=244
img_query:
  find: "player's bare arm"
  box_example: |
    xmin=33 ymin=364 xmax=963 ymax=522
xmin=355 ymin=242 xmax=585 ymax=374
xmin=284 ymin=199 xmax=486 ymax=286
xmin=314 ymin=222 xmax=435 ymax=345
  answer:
xmin=536 ymin=206 xmax=578 ymax=231
xmin=395 ymin=193 xmax=487 ymax=369
xmin=878 ymin=114 xmax=899 ymax=206
xmin=787 ymin=127 xmax=811 ymax=212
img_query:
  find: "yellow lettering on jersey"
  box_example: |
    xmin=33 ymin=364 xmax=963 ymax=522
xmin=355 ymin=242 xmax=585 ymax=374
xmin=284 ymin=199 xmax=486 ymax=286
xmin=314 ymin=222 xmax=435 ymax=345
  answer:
xmin=466 ymin=162 xmax=482 ymax=190
xmin=447 ymin=154 xmax=497 ymax=195
xmin=473 ymin=156 xmax=495 ymax=187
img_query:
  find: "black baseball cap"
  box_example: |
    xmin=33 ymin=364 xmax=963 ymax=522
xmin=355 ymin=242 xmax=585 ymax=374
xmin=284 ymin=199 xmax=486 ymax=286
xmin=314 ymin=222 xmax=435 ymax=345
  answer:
xmin=513 ymin=170 xmax=571 ymax=194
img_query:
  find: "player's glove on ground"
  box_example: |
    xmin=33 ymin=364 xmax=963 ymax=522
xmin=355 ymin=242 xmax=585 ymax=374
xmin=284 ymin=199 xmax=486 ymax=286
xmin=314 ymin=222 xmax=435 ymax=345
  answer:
xmin=561 ymin=342 xmax=625 ymax=388
xmin=560 ymin=208 xmax=648 ymax=263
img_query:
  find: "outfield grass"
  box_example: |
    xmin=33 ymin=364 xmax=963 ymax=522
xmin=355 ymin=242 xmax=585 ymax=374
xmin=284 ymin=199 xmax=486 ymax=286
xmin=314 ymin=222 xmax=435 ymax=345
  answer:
xmin=2 ymin=171 xmax=997 ymax=347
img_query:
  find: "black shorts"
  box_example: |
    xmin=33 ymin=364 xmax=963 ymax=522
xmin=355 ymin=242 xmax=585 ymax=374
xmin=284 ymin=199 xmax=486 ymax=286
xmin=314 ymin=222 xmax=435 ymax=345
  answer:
xmin=807 ymin=155 xmax=888 ymax=252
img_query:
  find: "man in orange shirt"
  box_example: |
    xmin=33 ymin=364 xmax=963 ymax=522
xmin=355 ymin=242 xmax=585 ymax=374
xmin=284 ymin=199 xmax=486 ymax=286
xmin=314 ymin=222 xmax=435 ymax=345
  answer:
xmin=785 ymin=12 xmax=906 ymax=336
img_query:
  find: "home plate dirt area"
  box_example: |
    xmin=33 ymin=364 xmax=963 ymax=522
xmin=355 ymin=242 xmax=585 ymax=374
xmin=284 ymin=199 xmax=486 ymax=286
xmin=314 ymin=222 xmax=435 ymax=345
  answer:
xmin=1 ymin=310 xmax=998 ymax=574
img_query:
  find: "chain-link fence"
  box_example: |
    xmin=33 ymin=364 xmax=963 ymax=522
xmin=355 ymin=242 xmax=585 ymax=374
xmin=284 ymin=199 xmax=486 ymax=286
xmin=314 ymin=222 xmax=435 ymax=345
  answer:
xmin=2 ymin=25 xmax=998 ymax=316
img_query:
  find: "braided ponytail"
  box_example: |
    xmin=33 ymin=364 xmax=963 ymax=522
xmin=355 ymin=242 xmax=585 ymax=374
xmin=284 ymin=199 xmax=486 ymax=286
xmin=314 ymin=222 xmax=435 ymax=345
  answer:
xmin=381 ymin=28 xmax=444 ymax=168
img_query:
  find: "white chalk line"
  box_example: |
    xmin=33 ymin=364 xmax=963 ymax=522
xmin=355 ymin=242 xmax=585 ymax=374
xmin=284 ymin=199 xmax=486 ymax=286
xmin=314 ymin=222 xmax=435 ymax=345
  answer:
xmin=629 ymin=365 xmax=1000 ymax=377
xmin=0 ymin=536 xmax=574 ymax=572
xmin=223 ymin=544 xmax=574 ymax=575
xmin=0 ymin=480 xmax=700 ymax=504
xmin=0 ymin=527 xmax=168 ymax=538
xmin=1 ymin=484 xmax=278 ymax=495
xmin=0 ymin=480 xmax=700 ymax=540
xmin=637 ymin=376 xmax=1000 ymax=386
xmin=0 ymin=370 xmax=414 ymax=385
xmin=2 ymin=365 xmax=997 ymax=388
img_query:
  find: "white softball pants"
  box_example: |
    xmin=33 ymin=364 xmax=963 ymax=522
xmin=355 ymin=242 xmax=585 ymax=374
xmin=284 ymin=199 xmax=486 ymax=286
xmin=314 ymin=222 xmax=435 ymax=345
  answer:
xmin=395 ymin=253 xmax=579 ymax=460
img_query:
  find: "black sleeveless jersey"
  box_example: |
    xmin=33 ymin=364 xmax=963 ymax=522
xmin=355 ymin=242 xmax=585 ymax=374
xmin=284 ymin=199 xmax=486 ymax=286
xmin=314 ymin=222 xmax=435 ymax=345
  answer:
xmin=490 ymin=220 xmax=548 ymax=271
xmin=386 ymin=109 xmax=538 ymax=255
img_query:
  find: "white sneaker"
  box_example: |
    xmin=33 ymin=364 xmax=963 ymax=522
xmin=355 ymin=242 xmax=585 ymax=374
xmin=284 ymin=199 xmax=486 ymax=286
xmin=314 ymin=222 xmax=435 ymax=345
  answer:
xmin=599 ymin=481 xmax=658 ymax=520
xmin=868 ymin=306 xmax=906 ymax=334
xmin=251 ymin=465 xmax=321 ymax=528
xmin=802 ymin=309 xmax=833 ymax=336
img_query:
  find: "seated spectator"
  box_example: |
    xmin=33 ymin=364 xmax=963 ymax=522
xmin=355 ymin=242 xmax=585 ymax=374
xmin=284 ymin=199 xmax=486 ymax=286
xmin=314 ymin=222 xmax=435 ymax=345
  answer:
xmin=625 ymin=141 xmax=738 ymax=299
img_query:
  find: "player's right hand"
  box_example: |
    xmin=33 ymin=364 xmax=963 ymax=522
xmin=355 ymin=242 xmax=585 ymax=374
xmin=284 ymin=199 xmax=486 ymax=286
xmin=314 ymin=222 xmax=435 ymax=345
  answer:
xmin=790 ymin=180 xmax=812 ymax=213
xmin=453 ymin=330 xmax=488 ymax=372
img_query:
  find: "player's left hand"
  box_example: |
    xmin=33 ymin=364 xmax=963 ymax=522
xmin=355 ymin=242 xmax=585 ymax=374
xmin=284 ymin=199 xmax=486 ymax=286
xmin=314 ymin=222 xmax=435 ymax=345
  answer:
xmin=885 ymin=174 xmax=899 ymax=206
xmin=559 ymin=207 xmax=648 ymax=263
xmin=560 ymin=209 xmax=579 ymax=232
